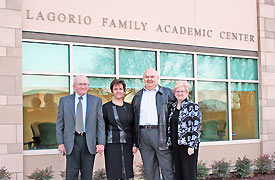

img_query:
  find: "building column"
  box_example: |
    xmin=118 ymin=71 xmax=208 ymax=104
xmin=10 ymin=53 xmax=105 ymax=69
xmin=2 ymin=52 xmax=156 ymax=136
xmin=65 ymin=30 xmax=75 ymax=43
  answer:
xmin=258 ymin=0 xmax=275 ymax=155
xmin=0 ymin=0 xmax=23 ymax=179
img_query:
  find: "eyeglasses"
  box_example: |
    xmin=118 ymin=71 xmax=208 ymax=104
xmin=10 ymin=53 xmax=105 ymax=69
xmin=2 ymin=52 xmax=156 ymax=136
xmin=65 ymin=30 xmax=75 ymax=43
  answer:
xmin=175 ymin=90 xmax=186 ymax=94
xmin=76 ymin=83 xmax=89 ymax=86
xmin=144 ymin=75 xmax=158 ymax=79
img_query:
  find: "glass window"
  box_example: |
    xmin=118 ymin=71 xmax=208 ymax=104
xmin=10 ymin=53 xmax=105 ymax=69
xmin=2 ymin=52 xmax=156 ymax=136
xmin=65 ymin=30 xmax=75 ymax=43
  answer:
xmin=198 ymin=81 xmax=228 ymax=142
xmin=22 ymin=40 xmax=260 ymax=150
xmin=22 ymin=42 xmax=69 ymax=73
xmin=87 ymin=77 xmax=114 ymax=104
xmin=230 ymin=58 xmax=258 ymax=80
xmin=160 ymin=79 xmax=194 ymax=101
xmin=119 ymin=49 xmax=156 ymax=76
xmin=123 ymin=78 xmax=144 ymax=103
xmin=23 ymin=75 xmax=69 ymax=150
xmin=73 ymin=46 xmax=115 ymax=74
xmin=197 ymin=55 xmax=227 ymax=79
xmin=160 ymin=52 xmax=193 ymax=78
xmin=231 ymin=83 xmax=259 ymax=140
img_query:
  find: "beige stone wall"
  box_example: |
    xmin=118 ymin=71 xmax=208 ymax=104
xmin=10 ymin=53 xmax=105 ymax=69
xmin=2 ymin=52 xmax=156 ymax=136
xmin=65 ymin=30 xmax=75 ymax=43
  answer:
xmin=22 ymin=0 xmax=258 ymax=51
xmin=199 ymin=143 xmax=261 ymax=165
xmin=0 ymin=0 xmax=272 ymax=178
xmin=0 ymin=0 xmax=23 ymax=179
xmin=259 ymin=0 xmax=275 ymax=155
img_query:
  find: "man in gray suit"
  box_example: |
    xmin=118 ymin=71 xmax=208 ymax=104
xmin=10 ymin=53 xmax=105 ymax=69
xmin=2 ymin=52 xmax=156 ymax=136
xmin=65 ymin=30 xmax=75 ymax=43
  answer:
xmin=132 ymin=68 xmax=175 ymax=180
xmin=56 ymin=75 xmax=105 ymax=180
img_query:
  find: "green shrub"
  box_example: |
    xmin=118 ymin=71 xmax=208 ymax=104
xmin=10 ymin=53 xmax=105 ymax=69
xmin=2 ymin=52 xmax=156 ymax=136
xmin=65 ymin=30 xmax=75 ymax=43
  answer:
xmin=27 ymin=166 xmax=54 ymax=180
xmin=211 ymin=159 xmax=231 ymax=179
xmin=272 ymin=152 xmax=275 ymax=166
xmin=59 ymin=170 xmax=65 ymax=180
xmin=234 ymin=156 xmax=253 ymax=178
xmin=254 ymin=154 xmax=273 ymax=174
xmin=197 ymin=161 xmax=209 ymax=180
xmin=0 ymin=167 xmax=11 ymax=180
xmin=93 ymin=168 xmax=106 ymax=180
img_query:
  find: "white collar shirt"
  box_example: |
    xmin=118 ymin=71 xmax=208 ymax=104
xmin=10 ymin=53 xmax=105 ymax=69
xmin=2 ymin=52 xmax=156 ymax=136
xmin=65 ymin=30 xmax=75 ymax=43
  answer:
xmin=139 ymin=86 xmax=159 ymax=125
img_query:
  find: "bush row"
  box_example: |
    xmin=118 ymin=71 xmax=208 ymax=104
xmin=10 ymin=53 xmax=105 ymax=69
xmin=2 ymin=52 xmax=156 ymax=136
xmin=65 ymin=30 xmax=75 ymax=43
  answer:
xmin=197 ymin=153 xmax=275 ymax=179
xmin=1 ymin=153 xmax=274 ymax=180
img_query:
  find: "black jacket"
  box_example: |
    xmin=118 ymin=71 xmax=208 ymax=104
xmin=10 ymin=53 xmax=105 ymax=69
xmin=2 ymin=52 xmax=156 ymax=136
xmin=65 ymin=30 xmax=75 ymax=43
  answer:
xmin=132 ymin=85 xmax=175 ymax=150
xmin=103 ymin=101 xmax=136 ymax=145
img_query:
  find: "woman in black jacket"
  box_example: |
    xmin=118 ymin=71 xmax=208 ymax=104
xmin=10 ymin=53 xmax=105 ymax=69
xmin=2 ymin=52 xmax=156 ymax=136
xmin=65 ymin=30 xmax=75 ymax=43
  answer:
xmin=103 ymin=79 xmax=137 ymax=180
xmin=167 ymin=81 xmax=202 ymax=180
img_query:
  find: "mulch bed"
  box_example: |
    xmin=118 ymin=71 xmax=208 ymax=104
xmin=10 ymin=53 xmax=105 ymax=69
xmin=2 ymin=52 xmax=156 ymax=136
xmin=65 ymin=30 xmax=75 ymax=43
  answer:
xmin=205 ymin=172 xmax=275 ymax=180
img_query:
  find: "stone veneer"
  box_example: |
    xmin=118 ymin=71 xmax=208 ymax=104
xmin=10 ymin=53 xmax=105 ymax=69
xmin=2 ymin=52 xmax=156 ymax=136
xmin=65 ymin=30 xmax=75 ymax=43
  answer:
xmin=0 ymin=0 xmax=274 ymax=179
xmin=259 ymin=0 xmax=275 ymax=155
xmin=0 ymin=0 xmax=23 ymax=179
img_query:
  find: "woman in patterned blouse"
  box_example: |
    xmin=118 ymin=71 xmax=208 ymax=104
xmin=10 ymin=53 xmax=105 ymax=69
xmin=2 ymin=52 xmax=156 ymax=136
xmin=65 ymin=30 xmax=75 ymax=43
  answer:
xmin=167 ymin=81 xmax=202 ymax=180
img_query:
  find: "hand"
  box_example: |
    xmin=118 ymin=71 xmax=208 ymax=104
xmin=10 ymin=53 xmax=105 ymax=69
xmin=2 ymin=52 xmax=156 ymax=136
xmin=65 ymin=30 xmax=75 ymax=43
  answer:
xmin=188 ymin=147 xmax=194 ymax=156
xmin=58 ymin=144 xmax=66 ymax=155
xmin=96 ymin=144 xmax=104 ymax=155
xmin=132 ymin=147 xmax=137 ymax=155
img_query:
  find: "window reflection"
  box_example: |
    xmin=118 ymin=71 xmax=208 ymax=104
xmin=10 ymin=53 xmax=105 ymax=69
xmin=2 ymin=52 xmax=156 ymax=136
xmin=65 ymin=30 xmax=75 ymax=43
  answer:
xmin=122 ymin=79 xmax=143 ymax=103
xmin=87 ymin=77 xmax=114 ymax=104
xmin=73 ymin=46 xmax=115 ymax=74
xmin=230 ymin=57 xmax=258 ymax=80
xmin=198 ymin=82 xmax=228 ymax=142
xmin=160 ymin=52 xmax=193 ymax=78
xmin=119 ymin=49 xmax=156 ymax=76
xmin=22 ymin=41 xmax=260 ymax=151
xmin=22 ymin=42 xmax=69 ymax=73
xmin=23 ymin=75 xmax=69 ymax=150
xmin=197 ymin=55 xmax=227 ymax=79
xmin=231 ymin=83 xmax=259 ymax=140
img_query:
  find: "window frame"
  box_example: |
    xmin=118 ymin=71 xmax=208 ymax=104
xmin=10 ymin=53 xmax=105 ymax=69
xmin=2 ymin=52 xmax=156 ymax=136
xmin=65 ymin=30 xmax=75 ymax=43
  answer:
xmin=22 ymin=38 xmax=260 ymax=155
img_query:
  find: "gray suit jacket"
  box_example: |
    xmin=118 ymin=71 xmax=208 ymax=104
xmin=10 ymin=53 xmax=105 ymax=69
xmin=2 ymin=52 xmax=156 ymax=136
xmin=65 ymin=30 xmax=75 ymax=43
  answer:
xmin=56 ymin=93 xmax=105 ymax=155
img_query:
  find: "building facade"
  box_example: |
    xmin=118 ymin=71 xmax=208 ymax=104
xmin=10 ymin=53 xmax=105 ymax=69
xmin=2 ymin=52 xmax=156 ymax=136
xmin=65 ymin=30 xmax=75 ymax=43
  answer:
xmin=0 ymin=0 xmax=275 ymax=179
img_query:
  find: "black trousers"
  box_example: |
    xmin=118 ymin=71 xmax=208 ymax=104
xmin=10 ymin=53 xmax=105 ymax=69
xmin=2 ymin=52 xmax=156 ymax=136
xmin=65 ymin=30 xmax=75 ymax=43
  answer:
xmin=66 ymin=135 xmax=95 ymax=180
xmin=172 ymin=145 xmax=199 ymax=180
xmin=105 ymin=144 xmax=134 ymax=179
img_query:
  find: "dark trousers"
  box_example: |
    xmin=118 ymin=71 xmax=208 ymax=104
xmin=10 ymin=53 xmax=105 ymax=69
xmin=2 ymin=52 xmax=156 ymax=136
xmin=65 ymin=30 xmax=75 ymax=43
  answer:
xmin=105 ymin=144 xmax=134 ymax=179
xmin=66 ymin=135 xmax=95 ymax=180
xmin=172 ymin=145 xmax=199 ymax=180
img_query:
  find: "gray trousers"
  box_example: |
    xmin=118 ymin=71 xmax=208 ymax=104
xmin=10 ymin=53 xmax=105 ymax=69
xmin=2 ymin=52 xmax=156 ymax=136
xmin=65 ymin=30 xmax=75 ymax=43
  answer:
xmin=66 ymin=135 xmax=95 ymax=180
xmin=139 ymin=128 xmax=174 ymax=180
